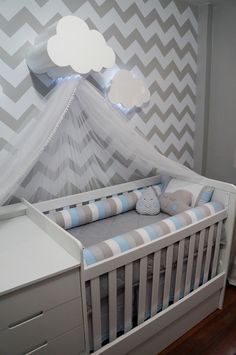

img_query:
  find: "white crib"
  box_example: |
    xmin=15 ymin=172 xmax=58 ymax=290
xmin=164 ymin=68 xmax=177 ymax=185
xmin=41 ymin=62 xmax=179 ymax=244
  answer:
xmin=32 ymin=175 xmax=236 ymax=355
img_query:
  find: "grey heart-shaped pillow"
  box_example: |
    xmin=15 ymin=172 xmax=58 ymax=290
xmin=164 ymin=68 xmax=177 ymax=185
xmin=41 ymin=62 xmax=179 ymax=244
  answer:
xmin=160 ymin=189 xmax=192 ymax=216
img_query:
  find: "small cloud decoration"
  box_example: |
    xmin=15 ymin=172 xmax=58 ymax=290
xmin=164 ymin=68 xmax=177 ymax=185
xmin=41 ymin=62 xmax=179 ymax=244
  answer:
xmin=47 ymin=16 xmax=116 ymax=74
xmin=108 ymin=70 xmax=150 ymax=109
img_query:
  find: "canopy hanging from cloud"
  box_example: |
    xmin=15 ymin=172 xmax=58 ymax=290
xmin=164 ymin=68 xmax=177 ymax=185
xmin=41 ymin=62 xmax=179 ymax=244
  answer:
xmin=108 ymin=70 xmax=150 ymax=109
xmin=26 ymin=16 xmax=116 ymax=77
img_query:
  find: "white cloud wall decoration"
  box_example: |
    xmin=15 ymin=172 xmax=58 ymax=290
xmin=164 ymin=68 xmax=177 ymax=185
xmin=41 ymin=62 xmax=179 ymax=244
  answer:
xmin=27 ymin=16 xmax=116 ymax=77
xmin=108 ymin=70 xmax=150 ymax=109
xmin=48 ymin=16 xmax=115 ymax=74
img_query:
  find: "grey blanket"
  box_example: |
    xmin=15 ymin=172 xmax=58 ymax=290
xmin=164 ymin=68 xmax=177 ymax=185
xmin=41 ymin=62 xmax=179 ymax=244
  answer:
xmin=69 ymin=210 xmax=168 ymax=247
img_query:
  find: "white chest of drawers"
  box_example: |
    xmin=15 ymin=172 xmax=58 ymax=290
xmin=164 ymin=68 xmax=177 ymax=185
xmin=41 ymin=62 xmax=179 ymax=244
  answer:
xmin=0 ymin=202 xmax=87 ymax=355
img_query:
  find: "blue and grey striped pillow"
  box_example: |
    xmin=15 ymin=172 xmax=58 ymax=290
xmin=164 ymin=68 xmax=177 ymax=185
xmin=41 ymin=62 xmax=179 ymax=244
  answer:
xmin=50 ymin=183 xmax=164 ymax=230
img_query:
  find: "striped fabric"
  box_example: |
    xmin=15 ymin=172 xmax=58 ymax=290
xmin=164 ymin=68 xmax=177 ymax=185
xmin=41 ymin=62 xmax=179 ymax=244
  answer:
xmin=50 ymin=183 xmax=163 ymax=230
xmin=84 ymin=201 xmax=224 ymax=266
xmin=197 ymin=186 xmax=215 ymax=205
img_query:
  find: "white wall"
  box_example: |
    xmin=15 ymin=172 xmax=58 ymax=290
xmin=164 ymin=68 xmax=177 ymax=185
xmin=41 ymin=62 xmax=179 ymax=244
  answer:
xmin=200 ymin=2 xmax=236 ymax=184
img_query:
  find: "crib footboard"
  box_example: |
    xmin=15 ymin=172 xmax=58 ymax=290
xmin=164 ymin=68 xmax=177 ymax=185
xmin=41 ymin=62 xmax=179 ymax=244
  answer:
xmin=84 ymin=210 xmax=227 ymax=354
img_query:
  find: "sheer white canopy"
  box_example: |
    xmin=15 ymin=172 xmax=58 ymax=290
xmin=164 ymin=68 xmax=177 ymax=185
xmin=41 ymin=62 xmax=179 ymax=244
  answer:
xmin=0 ymin=78 xmax=78 ymax=205
xmin=0 ymin=77 xmax=208 ymax=206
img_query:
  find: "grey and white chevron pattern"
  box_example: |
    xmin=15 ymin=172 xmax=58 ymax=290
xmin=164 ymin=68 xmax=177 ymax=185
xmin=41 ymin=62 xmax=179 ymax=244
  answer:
xmin=0 ymin=0 xmax=198 ymax=202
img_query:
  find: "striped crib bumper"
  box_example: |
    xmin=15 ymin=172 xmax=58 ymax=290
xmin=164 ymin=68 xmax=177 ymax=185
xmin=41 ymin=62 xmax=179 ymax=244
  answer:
xmin=49 ymin=184 xmax=163 ymax=229
xmin=84 ymin=201 xmax=224 ymax=266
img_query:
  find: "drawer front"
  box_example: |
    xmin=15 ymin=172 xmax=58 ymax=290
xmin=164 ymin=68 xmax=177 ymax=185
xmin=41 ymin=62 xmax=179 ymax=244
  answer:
xmin=0 ymin=297 xmax=84 ymax=355
xmin=0 ymin=269 xmax=80 ymax=331
xmin=23 ymin=326 xmax=85 ymax=355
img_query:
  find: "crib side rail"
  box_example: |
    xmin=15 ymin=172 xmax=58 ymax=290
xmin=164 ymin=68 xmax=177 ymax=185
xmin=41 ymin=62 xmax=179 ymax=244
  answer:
xmin=34 ymin=175 xmax=160 ymax=213
xmin=84 ymin=210 xmax=227 ymax=352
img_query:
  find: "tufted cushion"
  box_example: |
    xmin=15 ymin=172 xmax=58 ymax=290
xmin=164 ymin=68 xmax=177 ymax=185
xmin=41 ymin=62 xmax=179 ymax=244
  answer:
xmin=50 ymin=183 xmax=163 ymax=230
xmin=84 ymin=201 xmax=224 ymax=266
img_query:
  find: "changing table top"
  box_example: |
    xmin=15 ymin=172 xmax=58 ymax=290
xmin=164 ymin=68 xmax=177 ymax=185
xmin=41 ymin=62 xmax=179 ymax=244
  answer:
xmin=0 ymin=208 xmax=79 ymax=296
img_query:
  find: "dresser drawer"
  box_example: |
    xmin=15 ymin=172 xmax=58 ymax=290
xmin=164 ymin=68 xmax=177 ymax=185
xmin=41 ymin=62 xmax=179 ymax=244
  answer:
xmin=0 ymin=269 xmax=80 ymax=331
xmin=22 ymin=326 xmax=85 ymax=355
xmin=0 ymin=297 xmax=84 ymax=355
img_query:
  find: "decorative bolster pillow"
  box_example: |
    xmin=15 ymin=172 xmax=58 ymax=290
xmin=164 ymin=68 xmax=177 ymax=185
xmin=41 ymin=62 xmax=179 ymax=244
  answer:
xmin=50 ymin=183 xmax=164 ymax=230
xmin=84 ymin=201 xmax=224 ymax=266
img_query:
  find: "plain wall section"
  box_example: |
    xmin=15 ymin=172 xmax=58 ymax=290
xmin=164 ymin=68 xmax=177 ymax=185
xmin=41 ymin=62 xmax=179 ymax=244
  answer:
xmin=194 ymin=5 xmax=212 ymax=174
xmin=205 ymin=3 xmax=236 ymax=184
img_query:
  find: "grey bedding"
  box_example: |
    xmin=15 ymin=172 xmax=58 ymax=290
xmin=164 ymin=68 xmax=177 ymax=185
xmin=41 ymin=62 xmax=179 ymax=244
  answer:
xmin=69 ymin=210 xmax=169 ymax=248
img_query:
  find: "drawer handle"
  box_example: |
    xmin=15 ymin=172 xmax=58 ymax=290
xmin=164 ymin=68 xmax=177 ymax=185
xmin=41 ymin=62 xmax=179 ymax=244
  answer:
xmin=8 ymin=311 xmax=44 ymax=329
xmin=24 ymin=341 xmax=48 ymax=354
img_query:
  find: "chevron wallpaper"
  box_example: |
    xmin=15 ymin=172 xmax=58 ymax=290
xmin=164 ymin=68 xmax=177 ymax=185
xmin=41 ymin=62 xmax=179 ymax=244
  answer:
xmin=0 ymin=0 xmax=198 ymax=202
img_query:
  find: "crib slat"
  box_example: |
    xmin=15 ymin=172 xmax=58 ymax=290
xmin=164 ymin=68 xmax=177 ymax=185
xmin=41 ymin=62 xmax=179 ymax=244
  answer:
xmin=138 ymin=256 xmax=148 ymax=325
xmin=91 ymin=277 xmax=102 ymax=351
xmin=151 ymin=251 xmax=161 ymax=317
xmin=211 ymin=221 xmax=223 ymax=278
xmin=174 ymin=239 xmax=185 ymax=303
xmin=48 ymin=209 xmax=56 ymax=216
xmin=203 ymin=225 xmax=214 ymax=284
xmin=108 ymin=270 xmax=117 ymax=342
xmin=184 ymin=234 xmax=196 ymax=296
xmin=124 ymin=263 xmax=133 ymax=333
xmin=194 ymin=229 xmax=206 ymax=289
xmin=63 ymin=206 xmax=70 ymax=210
xmin=163 ymin=245 xmax=174 ymax=309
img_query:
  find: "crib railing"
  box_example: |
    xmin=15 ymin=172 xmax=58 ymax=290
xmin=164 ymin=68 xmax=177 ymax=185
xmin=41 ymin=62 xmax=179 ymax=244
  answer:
xmin=35 ymin=176 xmax=160 ymax=214
xmin=84 ymin=211 xmax=226 ymax=353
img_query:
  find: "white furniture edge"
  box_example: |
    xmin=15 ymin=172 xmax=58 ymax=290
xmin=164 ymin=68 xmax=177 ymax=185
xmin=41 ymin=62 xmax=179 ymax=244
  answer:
xmin=22 ymin=199 xmax=90 ymax=354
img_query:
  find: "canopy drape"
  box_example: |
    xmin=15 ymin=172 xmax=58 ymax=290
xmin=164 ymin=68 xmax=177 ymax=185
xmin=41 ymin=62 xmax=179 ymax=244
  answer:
xmin=5 ymin=77 xmax=207 ymax=205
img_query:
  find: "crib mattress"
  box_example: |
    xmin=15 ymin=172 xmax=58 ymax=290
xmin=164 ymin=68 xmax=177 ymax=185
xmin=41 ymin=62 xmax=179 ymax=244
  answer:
xmin=68 ymin=210 xmax=169 ymax=248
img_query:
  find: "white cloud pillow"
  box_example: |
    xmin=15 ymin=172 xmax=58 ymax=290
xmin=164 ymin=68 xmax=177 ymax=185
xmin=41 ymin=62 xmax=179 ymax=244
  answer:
xmin=108 ymin=70 xmax=150 ymax=109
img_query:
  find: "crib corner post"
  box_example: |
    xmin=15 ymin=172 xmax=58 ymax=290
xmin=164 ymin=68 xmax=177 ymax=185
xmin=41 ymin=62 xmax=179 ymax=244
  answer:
xmin=218 ymin=270 xmax=227 ymax=310
xmin=218 ymin=284 xmax=226 ymax=310
xmin=79 ymin=249 xmax=90 ymax=355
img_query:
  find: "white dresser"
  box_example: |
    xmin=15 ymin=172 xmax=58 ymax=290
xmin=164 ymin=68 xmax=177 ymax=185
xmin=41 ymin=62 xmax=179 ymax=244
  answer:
xmin=0 ymin=202 xmax=87 ymax=355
